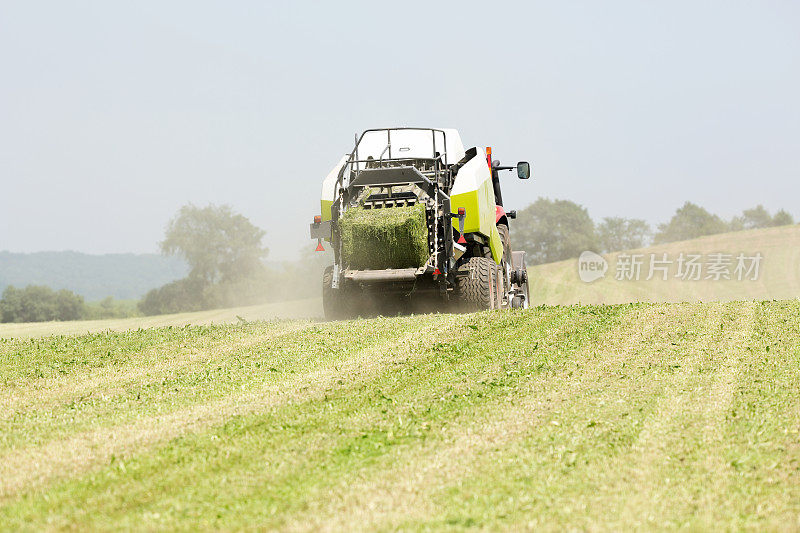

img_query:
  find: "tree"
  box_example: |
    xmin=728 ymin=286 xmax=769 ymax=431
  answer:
xmin=733 ymin=205 xmax=773 ymax=230
xmin=513 ymin=198 xmax=599 ymax=265
xmin=772 ymin=209 xmax=794 ymax=226
xmin=654 ymin=202 xmax=728 ymax=244
xmin=140 ymin=204 xmax=271 ymax=315
xmin=138 ymin=277 xmax=209 ymax=316
xmin=161 ymin=204 xmax=268 ymax=284
xmin=730 ymin=205 xmax=795 ymax=231
xmin=54 ymin=289 xmax=85 ymax=321
xmin=597 ymin=217 xmax=651 ymax=253
xmin=0 ymin=285 xmax=85 ymax=323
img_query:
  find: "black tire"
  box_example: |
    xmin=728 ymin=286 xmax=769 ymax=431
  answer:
xmin=322 ymin=266 xmax=349 ymax=320
xmin=458 ymin=257 xmax=497 ymax=311
xmin=497 ymin=224 xmax=512 ymax=264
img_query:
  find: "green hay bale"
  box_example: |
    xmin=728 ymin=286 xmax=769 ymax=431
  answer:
xmin=339 ymin=204 xmax=430 ymax=270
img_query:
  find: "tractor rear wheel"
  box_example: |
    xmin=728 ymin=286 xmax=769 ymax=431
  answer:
xmin=497 ymin=224 xmax=512 ymax=265
xmin=458 ymin=257 xmax=497 ymax=311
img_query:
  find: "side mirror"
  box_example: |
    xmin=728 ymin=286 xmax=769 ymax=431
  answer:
xmin=517 ymin=161 xmax=531 ymax=180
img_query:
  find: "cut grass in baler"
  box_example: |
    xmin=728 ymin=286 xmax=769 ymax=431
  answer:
xmin=339 ymin=204 xmax=429 ymax=270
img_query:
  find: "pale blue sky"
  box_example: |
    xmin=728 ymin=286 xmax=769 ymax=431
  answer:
xmin=1 ymin=1 xmax=798 ymax=259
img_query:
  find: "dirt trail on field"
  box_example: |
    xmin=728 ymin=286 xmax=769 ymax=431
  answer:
xmin=288 ymin=303 xmax=756 ymax=531
xmin=0 ymin=315 xmax=463 ymax=500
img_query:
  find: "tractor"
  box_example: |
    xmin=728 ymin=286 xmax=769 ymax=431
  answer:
xmin=310 ymin=127 xmax=531 ymax=319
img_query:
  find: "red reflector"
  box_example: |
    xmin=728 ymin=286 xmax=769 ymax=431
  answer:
xmin=457 ymin=207 xmax=466 ymax=216
xmin=433 ymin=268 xmax=441 ymax=275
xmin=313 ymin=215 xmax=322 ymax=224
xmin=457 ymin=234 xmax=466 ymax=244
xmin=315 ymin=240 xmax=325 ymax=252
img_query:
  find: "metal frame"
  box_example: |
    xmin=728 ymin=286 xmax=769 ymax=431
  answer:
xmin=330 ymin=128 xmax=459 ymax=294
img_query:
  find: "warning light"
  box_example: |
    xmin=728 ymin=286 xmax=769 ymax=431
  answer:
xmin=457 ymin=207 xmax=466 ymax=216
xmin=313 ymin=215 xmax=322 ymax=224
xmin=486 ymin=146 xmax=492 ymax=168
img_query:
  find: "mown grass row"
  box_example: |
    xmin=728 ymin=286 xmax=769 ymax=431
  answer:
xmin=1 ymin=301 xmax=799 ymax=530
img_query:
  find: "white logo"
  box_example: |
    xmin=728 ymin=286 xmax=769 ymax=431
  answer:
xmin=578 ymin=251 xmax=608 ymax=283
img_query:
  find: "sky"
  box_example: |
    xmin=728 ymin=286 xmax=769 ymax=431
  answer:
xmin=1 ymin=1 xmax=798 ymax=260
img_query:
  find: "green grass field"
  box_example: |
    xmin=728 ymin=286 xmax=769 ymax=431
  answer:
xmin=0 ymin=298 xmax=322 ymax=340
xmin=2 ymin=300 xmax=799 ymax=530
xmin=529 ymin=224 xmax=800 ymax=305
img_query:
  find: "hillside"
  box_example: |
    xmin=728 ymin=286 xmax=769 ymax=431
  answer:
xmin=528 ymin=224 xmax=800 ymax=305
xmin=0 ymin=251 xmax=187 ymax=301
xmin=0 ymin=301 xmax=798 ymax=529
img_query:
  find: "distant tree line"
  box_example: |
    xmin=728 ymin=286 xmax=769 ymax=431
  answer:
xmin=0 ymin=286 xmax=136 ymax=323
xmin=0 ymin=286 xmax=84 ymax=323
xmin=514 ymin=199 xmax=795 ymax=265
xmin=141 ymin=200 xmax=795 ymax=314
xmin=1 ymin=204 xmax=327 ymax=322
xmin=3 ymin=200 xmax=795 ymax=322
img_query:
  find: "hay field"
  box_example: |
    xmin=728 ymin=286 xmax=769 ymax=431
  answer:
xmin=0 ymin=298 xmax=322 ymax=340
xmin=1 ymin=301 xmax=799 ymax=530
